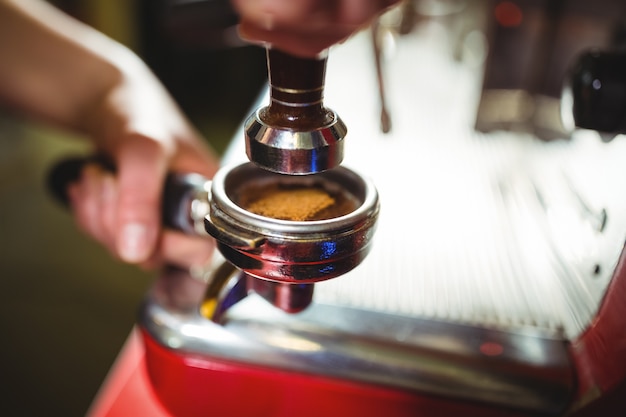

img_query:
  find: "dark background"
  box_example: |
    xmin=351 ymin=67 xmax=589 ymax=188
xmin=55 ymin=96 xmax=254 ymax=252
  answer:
xmin=0 ymin=1 xmax=266 ymax=415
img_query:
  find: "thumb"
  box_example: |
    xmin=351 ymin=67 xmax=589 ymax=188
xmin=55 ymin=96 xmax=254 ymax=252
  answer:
xmin=114 ymin=135 xmax=169 ymax=264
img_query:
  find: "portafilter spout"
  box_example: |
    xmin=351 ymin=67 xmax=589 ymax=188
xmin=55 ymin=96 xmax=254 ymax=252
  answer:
xmin=245 ymin=48 xmax=347 ymax=175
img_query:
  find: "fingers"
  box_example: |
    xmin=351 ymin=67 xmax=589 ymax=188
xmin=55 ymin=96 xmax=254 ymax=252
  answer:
xmin=338 ymin=0 xmax=387 ymax=27
xmin=68 ymin=164 xmax=215 ymax=272
xmin=67 ymin=133 xmax=169 ymax=266
xmin=113 ymin=134 xmax=168 ymax=264
xmin=237 ymin=22 xmax=350 ymax=57
xmin=142 ymin=231 xmax=215 ymax=273
xmin=233 ymin=0 xmax=401 ymax=56
xmin=68 ymin=163 xmax=118 ymax=253
xmin=67 ymin=41 xmax=221 ymax=272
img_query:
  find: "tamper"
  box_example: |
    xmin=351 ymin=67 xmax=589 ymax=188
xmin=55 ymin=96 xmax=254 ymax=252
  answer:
xmin=204 ymin=48 xmax=378 ymax=313
xmin=244 ymin=48 xmax=347 ymax=175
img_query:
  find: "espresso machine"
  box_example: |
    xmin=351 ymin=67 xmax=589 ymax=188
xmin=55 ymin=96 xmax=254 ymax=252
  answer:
xmin=51 ymin=0 xmax=626 ymax=416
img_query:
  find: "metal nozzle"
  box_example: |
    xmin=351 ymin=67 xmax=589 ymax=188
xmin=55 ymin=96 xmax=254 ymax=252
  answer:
xmin=245 ymin=48 xmax=347 ymax=175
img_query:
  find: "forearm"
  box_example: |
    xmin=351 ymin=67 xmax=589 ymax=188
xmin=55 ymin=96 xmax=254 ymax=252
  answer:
xmin=0 ymin=0 xmax=132 ymax=132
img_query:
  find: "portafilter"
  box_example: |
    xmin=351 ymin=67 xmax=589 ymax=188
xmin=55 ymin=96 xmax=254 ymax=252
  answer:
xmin=47 ymin=157 xmax=379 ymax=313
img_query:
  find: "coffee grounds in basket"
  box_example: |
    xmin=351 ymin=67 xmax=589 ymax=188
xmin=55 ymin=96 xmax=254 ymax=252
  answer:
xmin=238 ymin=183 xmax=357 ymax=221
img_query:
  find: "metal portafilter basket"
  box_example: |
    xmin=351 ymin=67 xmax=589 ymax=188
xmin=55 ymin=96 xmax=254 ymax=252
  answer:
xmin=205 ymin=161 xmax=379 ymax=283
xmin=204 ymin=160 xmax=379 ymax=313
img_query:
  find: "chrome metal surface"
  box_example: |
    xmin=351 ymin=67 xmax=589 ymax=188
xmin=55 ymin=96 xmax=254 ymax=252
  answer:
xmin=139 ymin=266 xmax=575 ymax=415
xmin=476 ymin=0 xmax=626 ymax=140
xmin=244 ymin=108 xmax=347 ymax=174
xmin=197 ymin=257 xmax=315 ymax=319
xmin=245 ymin=276 xmax=314 ymax=313
xmin=204 ymin=161 xmax=380 ymax=283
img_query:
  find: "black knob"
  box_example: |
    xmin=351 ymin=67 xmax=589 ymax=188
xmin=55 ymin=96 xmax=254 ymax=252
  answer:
xmin=568 ymin=49 xmax=626 ymax=134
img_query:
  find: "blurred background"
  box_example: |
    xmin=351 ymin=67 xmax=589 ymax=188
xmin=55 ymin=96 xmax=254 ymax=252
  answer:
xmin=0 ymin=1 xmax=267 ymax=415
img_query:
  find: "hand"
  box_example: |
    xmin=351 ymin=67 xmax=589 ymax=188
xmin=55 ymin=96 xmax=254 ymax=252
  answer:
xmin=0 ymin=0 xmax=220 ymax=272
xmin=67 ymin=57 xmax=220 ymax=271
xmin=231 ymin=0 xmax=402 ymax=57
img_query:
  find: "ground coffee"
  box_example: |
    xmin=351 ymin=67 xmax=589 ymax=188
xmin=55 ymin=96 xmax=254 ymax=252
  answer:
xmin=237 ymin=182 xmax=358 ymax=221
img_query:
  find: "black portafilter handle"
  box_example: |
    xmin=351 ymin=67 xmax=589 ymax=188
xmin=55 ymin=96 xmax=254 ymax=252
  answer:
xmin=45 ymin=155 xmax=208 ymax=235
xmin=566 ymin=49 xmax=626 ymax=134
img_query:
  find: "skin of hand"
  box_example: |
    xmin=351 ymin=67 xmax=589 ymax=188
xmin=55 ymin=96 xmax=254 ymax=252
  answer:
xmin=0 ymin=0 xmax=220 ymax=272
xmin=231 ymin=0 xmax=402 ymax=57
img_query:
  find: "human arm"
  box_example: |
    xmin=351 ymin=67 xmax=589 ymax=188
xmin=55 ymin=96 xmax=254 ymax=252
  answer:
xmin=0 ymin=0 xmax=220 ymax=270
